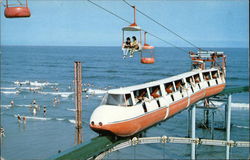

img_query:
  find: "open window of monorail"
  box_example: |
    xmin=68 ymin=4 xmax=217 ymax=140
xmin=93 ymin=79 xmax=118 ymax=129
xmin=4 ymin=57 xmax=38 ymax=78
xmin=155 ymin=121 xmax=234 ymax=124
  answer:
xmin=203 ymin=72 xmax=211 ymax=80
xmin=164 ymin=82 xmax=175 ymax=94
xmin=133 ymin=88 xmax=149 ymax=104
xmin=149 ymin=85 xmax=162 ymax=98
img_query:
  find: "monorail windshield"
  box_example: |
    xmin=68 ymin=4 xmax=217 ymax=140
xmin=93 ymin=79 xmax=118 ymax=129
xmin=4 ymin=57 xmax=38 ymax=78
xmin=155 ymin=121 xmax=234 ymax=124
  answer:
xmin=101 ymin=94 xmax=126 ymax=106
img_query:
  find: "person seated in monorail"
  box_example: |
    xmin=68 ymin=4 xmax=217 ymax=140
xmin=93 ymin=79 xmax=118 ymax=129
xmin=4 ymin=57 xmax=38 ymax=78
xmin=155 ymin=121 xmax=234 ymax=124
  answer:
xmin=165 ymin=83 xmax=173 ymax=94
xmin=212 ymin=72 xmax=217 ymax=79
xmin=151 ymin=88 xmax=160 ymax=98
xmin=204 ymin=74 xmax=210 ymax=80
xmin=194 ymin=75 xmax=200 ymax=83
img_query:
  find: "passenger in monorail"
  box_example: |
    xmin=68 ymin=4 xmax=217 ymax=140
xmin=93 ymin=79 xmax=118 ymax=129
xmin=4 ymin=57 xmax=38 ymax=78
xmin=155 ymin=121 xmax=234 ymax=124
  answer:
xmin=212 ymin=72 xmax=218 ymax=79
xmin=150 ymin=86 xmax=161 ymax=98
xmin=165 ymin=83 xmax=174 ymax=94
xmin=134 ymin=89 xmax=148 ymax=104
xmin=194 ymin=74 xmax=201 ymax=83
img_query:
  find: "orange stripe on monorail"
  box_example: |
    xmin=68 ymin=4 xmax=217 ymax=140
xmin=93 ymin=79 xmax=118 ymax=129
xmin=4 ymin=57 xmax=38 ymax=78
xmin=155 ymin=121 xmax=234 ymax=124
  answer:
xmin=90 ymin=107 xmax=167 ymax=137
xmin=168 ymin=98 xmax=188 ymax=117
xmin=205 ymin=84 xmax=225 ymax=97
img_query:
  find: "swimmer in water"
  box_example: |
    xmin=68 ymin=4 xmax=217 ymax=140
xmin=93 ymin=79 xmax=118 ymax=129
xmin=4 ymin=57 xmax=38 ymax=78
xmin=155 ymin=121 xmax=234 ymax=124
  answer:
xmin=23 ymin=116 xmax=26 ymax=124
xmin=10 ymin=100 xmax=14 ymax=107
xmin=17 ymin=114 xmax=21 ymax=122
xmin=43 ymin=105 xmax=46 ymax=117
xmin=33 ymin=108 xmax=36 ymax=116
xmin=32 ymin=99 xmax=36 ymax=106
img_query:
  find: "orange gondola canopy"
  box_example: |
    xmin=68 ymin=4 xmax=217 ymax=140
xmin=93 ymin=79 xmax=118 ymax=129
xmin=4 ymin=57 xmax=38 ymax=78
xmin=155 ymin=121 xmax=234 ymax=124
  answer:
xmin=4 ymin=0 xmax=31 ymax=18
xmin=141 ymin=32 xmax=155 ymax=64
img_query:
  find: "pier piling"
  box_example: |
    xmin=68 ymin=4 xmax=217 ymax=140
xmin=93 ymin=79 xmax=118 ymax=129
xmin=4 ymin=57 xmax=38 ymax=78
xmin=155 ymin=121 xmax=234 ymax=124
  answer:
xmin=74 ymin=61 xmax=83 ymax=144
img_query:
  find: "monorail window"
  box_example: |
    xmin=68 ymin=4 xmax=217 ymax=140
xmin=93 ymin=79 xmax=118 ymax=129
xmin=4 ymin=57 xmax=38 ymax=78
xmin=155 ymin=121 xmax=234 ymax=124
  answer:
xmin=186 ymin=76 xmax=195 ymax=87
xmin=133 ymin=88 xmax=149 ymax=104
xmin=174 ymin=79 xmax=184 ymax=92
xmin=194 ymin=74 xmax=201 ymax=83
xmin=211 ymin=71 xmax=218 ymax=79
xmin=203 ymin=72 xmax=211 ymax=80
xmin=125 ymin=94 xmax=133 ymax=106
xmin=102 ymin=94 xmax=126 ymax=106
xmin=149 ymin=85 xmax=162 ymax=98
xmin=164 ymin=82 xmax=175 ymax=94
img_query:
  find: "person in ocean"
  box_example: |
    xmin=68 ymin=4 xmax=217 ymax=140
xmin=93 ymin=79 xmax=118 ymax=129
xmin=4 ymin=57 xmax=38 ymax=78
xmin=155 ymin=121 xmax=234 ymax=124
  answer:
xmin=33 ymin=108 xmax=36 ymax=116
xmin=17 ymin=114 xmax=21 ymax=123
xmin=43 ymin=105 xmax=47 ymax=117
xmin=122 ymin=37 xmax=131 ymax=58
xmin=10 ymin=100 xmax=14 ymax=107
xmin=23 ymin=116 xmax=26 ymax=124
xmin=32 ymin=99 xmax=36 ymax=105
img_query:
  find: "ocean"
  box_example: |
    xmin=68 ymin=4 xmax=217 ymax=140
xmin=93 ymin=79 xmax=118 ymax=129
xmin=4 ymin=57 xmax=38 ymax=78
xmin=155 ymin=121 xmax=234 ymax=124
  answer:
xmin=0 ymin=46 xmax=249 ymax=159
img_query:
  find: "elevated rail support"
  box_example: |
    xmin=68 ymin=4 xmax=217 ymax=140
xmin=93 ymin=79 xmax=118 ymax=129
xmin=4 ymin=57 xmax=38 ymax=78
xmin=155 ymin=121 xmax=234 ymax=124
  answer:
xmin=225 ymin=94 xmax=232 ymax=160
xmin=191 ymin=105 xmax=196 ymax=160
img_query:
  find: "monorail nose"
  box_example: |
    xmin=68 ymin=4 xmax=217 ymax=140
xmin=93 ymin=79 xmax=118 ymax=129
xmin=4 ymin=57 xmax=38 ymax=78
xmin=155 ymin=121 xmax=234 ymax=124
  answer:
xmin=89 ymin=105 xmax=112 ymax=130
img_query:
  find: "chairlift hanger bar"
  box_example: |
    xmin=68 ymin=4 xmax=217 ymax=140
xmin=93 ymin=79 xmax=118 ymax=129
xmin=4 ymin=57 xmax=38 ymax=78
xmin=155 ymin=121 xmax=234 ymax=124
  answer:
xmin=123 ymin=0 xmax=204 ymax=51
xmin=87 ymin=0 xmax=189 ymax=54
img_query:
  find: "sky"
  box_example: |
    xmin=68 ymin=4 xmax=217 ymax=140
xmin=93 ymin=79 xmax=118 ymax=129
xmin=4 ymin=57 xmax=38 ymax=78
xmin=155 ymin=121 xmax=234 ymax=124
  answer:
xmin=0 ymin=0 xmax=249 ymax=48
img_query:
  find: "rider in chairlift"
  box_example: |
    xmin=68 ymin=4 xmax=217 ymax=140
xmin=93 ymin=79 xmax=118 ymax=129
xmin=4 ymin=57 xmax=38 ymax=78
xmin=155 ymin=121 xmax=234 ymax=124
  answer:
xmin=122 ymin=37 xmax=132 ymax=58
xmin=130 ymin=36 xmax=139 ymax=57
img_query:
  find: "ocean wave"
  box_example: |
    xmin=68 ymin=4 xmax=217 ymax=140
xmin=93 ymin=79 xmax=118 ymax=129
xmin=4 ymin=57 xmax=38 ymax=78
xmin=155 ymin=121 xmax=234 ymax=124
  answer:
xmin=197 ymin=101 xmax=249 ymax=110
xmin=0 ymin=87 xmax=16 ymax=90
xmin=14 ymin=80 xmax=58 ymax=87
xmin=86 ymin=88 xmax=107 ymax=95
xmin=0 ymin=105 xmax=11 ymax=109
xmin=68 ymin=119 xmax=76 ymax=124
xmin=30 ymin=81 xmax=58 ymax=87
xmin=18 ymin=87 xmax=42 ymax=90
xmin=66 ymin=108 xmax=76 ymax=112
xmin=1 ymin=91 xmax=20 ymax=94
xmin=14 ymin=115 xmax=52 ymax=121
xmin=14 ymin=80 xmax=30 ymax=85
xmin=38 ymin=91 xmax=73 ymax=97
xmin=233 ymin=124 xmax=249 ymax=129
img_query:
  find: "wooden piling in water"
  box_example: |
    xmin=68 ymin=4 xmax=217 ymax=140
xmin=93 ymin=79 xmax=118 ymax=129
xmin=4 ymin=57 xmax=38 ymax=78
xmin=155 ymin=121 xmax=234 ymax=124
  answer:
xmin=74 ymin=61 xmax=82 ymax=144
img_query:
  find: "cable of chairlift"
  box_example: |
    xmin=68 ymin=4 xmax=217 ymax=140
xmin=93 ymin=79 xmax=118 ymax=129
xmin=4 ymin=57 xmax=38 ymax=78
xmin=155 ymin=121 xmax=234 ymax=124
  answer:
xmin=87 ymin=0 xmax=189 ymax=54
xmin=123 ymin=0 xmax=204 ymax=51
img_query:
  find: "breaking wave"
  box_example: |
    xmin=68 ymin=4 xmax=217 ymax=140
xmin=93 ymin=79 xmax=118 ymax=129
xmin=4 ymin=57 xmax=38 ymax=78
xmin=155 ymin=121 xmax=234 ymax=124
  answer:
xmin=38 ymin=91 xmax=73 ymax=98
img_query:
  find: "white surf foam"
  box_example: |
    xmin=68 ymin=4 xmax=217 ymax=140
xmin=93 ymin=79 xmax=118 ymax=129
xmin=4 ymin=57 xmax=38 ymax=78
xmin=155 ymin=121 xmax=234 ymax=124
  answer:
xmin=0 ymin=105 xmax=11 ymax=109
xmin=66 ymin=108 xmax=76 ymax=112
xmin=14 ymin=80 xmax=30 ymax=85
xmin=38 ymin=91 xmax=73 ymax=97
xmin=18 ymin=87 xmax=42 ymax=90
xmin=0 ymin=87 xmax=16 ymax=90
xmin=197 ymin=101 xmax=249 ymax=110
xmin=68 ymin=119 xmax=76 ymax=124
xmin=16 ymin=115 xmax=51 ymax=121
xmin=86 ymin=88 xmax=107 ymax=95
xmin=30 ymin=81 xmax=58 ymax=87
xmin=233 ymin=125 xmax=250 ymax=129
xmin=56 ymin=118 xmax=65 ymax=121
xmin=1 ymin=91 xmax=19 ymax=94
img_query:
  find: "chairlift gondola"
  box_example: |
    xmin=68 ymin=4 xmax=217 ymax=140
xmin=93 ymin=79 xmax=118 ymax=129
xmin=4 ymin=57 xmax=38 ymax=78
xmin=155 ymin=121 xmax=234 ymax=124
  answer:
xmin=4 ymin=0 xmax=31 ymax=18
xmin=122 ymin=6 xmax=142 ymax=58
xmin=141 ymin=32 xmax=155 ymax=64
